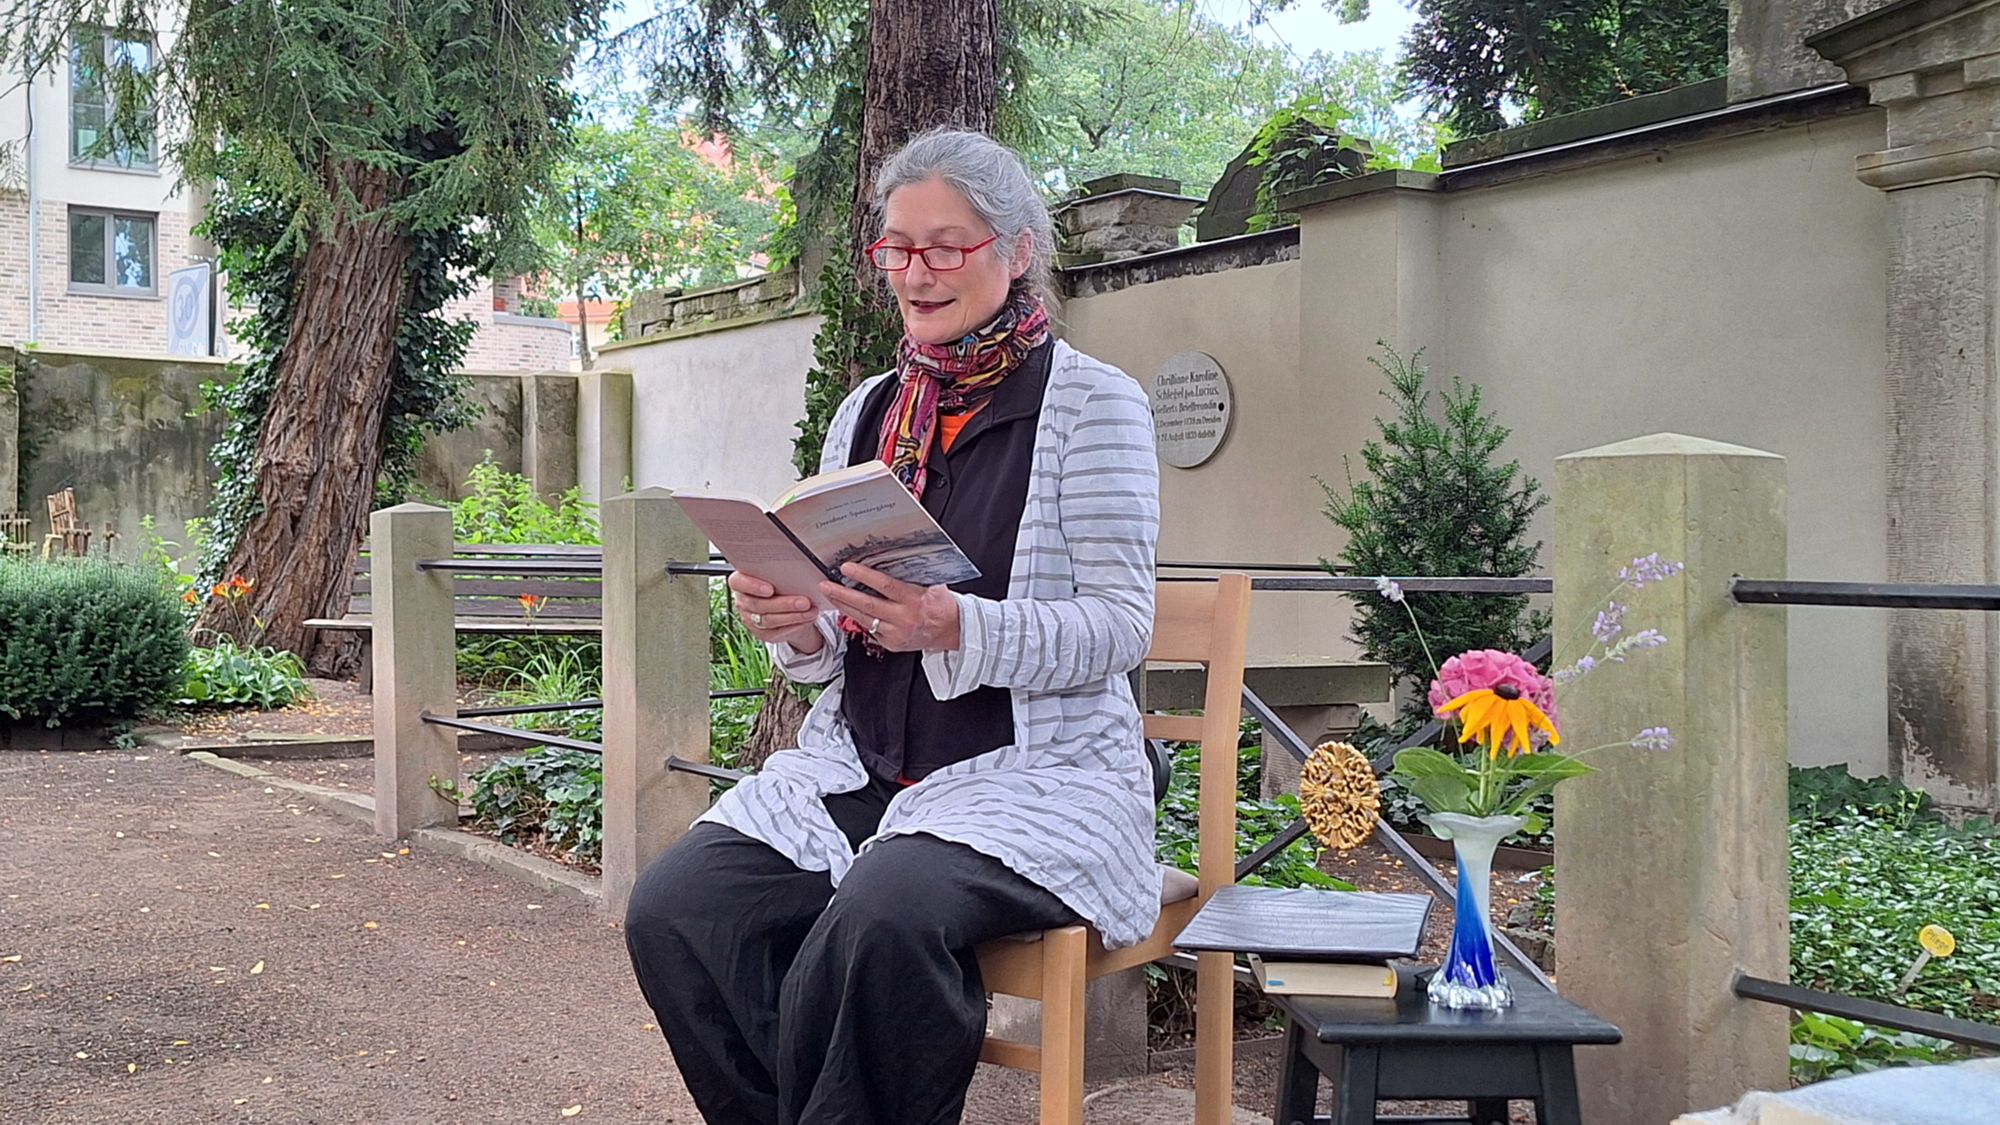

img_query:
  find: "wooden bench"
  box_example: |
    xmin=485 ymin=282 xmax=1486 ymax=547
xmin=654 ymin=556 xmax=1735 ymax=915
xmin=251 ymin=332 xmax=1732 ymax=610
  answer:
xmin=304 ymin=543 xmax=606 ymax=690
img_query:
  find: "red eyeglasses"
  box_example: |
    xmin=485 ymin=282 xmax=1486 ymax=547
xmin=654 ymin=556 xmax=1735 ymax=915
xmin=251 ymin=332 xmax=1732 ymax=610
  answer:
xmin=866 ymin=235 xmax=999 ymax=272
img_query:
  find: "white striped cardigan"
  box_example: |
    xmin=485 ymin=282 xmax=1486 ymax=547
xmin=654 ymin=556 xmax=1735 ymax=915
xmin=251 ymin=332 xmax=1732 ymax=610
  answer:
xmin=694 ymin=339 xmax=1164 ymax=949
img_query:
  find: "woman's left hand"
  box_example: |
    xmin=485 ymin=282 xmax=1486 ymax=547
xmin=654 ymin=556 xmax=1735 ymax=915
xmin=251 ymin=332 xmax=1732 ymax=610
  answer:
xmin=821 ymin=563 xmax=962 ymax=653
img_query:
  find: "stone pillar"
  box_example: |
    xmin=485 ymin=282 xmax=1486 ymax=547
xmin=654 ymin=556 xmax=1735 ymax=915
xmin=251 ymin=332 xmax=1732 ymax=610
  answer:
xmin=1727 ymin=0 xmax=1890 ymax=102
xmin=520 ymin=372 xmax=579 ymax=503
xmin=577 ymin=368 xmax=633 ymax=504
xmin=599 ymin=487 xmax=712 ymax=918
xmin=370 ymin=503 xmax=460 ymax=839
xmin=1812 ymin=3 xmax=2000 ymax=811
xmin=1553 ymin=434 xmax=1790 ymax=1124
xmin=1 ymin=351 xmax=18 ymax=515
xmin=1053 ymin=175 xmax=1202 ymax=265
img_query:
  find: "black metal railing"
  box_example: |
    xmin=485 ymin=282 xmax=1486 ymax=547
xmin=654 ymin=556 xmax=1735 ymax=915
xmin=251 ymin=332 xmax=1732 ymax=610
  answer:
xmin=1734 ymin=974 xmax=2000 ymax=1052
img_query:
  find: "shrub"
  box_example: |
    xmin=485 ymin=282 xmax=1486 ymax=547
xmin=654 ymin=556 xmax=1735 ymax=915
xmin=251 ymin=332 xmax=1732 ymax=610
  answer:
xmin=451 ymin=456 xmax=599 ymax=546
xmin=1155 ymin=721 xmax=1353 ymax=891
xmin=1320 ymin=345 xmax=1548 ymax=727
xmin=0 ymin=558 xmax=189 ymax=728
xmin=455 ymin=748 xmax=605 ymax=866
xmin=180 ymin=638 xmax=310 ymax=709
xmin=448 ymin=457 xmax=601 ymax=682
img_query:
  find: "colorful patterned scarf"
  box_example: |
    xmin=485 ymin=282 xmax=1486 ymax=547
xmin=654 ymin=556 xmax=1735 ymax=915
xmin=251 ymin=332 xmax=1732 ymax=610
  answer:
xmin=876 ymin=286 xmax=1051 ymax=500
xmin=843 ymin=286 xmax=1050 ymax=655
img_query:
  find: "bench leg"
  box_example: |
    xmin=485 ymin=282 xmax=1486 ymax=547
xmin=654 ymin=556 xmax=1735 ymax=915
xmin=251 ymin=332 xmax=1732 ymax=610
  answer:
xmin=357 ymin=636 xmax=374 ymax=695
xmin=1272 ymin=1018 xmax=1321 ymax=1125
xmin=1469 ymin=1097 xmax=1510 ymax=1124
xmin=1332 ymin=1045 xmax=1378 ymax=1125
xmin=1533 ymin=1047 xmax=1583 ymax=1125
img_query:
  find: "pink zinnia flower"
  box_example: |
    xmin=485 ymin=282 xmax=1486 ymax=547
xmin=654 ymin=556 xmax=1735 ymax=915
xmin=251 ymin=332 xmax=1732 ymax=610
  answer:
xmin=1429 ymin=649 xmax=1558 ymax=733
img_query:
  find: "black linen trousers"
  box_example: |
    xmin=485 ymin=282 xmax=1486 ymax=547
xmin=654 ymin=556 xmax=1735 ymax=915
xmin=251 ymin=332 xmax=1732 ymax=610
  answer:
xmin=624 ymin=774 xmax=1078 ymax=1125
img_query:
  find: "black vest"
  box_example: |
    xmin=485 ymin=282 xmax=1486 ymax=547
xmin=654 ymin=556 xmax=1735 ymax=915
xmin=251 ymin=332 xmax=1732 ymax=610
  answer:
xmin=839 ymin=342 xmax=1053 ymax=783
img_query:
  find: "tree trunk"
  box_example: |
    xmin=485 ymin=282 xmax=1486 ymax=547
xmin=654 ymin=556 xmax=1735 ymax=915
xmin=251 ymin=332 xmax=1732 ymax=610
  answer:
xmin=841 ymin=0 xmax=1001 ymax=388
xmin=201 ymin=163 xmax=414 ymax=675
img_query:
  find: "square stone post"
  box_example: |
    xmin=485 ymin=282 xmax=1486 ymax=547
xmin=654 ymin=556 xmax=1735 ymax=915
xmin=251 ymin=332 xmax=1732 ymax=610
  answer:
xmin=1812 ymin=2 xmax=2000 ymax=812
xmin=520 ymin=372 xmax=579 ymax=504
xmin=1553 ymin=434 xmax=1790 ymax=1123
xmin=370 ymin=503 xmax=460 ymax=839
xmin=599 ymin=487 xmax=712 ymax=918
xmin=578 ymin=368 xmax=633 ymax=504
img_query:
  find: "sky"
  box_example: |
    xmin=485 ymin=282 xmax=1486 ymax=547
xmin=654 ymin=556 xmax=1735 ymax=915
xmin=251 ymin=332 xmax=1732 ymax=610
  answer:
xmin=1197 ymin=0 xmax=1419 ymax=62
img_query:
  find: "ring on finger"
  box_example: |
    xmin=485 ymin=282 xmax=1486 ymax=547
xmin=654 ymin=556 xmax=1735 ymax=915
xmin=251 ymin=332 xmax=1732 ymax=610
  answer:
xmin=868 ymin=617 xmax=881 ymax=636
xmin=751 ymin=612 xmax=763 ymax=627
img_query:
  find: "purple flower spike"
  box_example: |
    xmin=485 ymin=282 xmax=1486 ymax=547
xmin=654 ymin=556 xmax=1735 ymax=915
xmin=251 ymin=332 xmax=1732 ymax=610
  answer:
xmin=1632 ymin=727 xmax=1675 ymax=751
xmin=1375 ymin=576 xmax=1405 ymax=603
xmin=1618 ymin=553 xmax=1686 ymax=590
xmin=1592 ymin=602 xmax=1626 ymax=645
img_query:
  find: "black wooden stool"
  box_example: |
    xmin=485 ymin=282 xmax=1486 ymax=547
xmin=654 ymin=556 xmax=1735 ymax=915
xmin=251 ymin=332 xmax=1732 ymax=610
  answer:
xmin=1270 ymin=969 xmax=1621 ymax=1125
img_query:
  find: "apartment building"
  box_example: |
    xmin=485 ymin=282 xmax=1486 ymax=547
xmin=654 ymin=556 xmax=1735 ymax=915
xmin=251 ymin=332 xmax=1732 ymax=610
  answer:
xmin=0 ymin=25 xmax=573 ymax=369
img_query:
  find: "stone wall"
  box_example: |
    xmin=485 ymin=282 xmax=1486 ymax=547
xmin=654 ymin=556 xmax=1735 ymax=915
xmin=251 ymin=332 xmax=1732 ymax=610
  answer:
xmin=621 ymin=270 xmax=803 ymax=340
xmin=0 ymin=350 xmax=574 ymax=553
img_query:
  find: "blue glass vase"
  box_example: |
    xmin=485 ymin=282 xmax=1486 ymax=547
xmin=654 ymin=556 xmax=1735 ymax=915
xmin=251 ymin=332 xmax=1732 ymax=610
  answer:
xmin=1420 ymin=811 xmax=1527 ymax=1011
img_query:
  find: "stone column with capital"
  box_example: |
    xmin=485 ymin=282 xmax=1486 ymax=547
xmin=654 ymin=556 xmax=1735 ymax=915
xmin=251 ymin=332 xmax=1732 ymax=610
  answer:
xmin=1812 ymin=2 xmax=2000 ymax=811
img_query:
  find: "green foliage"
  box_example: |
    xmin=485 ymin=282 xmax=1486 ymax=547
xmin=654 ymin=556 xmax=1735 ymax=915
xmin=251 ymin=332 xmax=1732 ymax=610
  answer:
xmin=489 ymin=648 xmax=602 ymax=744
xmin=198 ymin=166 xmax=481 ymax=585
xmin=1788 ymin=1011 xmax=1959 ymax=1083
xmin=534 ymin=101 xmax=788 ymax=358
xmin=1790 ymin=763 xmax=1932 ymax=826
xmin=453 ymin=748 xmax=606 ymax=866
xmin=1790 ymin=809 xmax=1997 ymax=1033
xmin=1156 ymin=722 xmax=1356 ymax=891
xmin=793 ymin=258 xmax=902 ymax=476
xmin=0 ymin=558 xmax=189 ymax=728
xmin=450 ymin=456 xmax=600 ymax=546
xmin=179 ymin=638 xmax=309 ymax=709
xmin=1320 ymin=345 xmax=1548 ymax=724
xmin=1243 ymin=95 xmax=1364 ymax=234
xmin=1312 ymin=0 xmax=1727 ymax=137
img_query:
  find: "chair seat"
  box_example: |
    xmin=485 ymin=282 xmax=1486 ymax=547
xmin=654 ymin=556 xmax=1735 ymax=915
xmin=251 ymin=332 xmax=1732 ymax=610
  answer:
xmin=993 ymin=865 xmax=1199 ymax=945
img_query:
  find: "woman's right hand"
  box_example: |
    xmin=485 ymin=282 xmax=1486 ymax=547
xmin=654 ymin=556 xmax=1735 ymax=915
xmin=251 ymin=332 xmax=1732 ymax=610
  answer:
xmin=728 ymin=572 xmax=824 ymax=655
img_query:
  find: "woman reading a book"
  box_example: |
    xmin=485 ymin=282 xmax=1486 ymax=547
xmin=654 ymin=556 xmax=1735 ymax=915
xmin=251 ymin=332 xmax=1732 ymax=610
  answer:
xmin=624 ymin=127 xmax=1162 ymax=1125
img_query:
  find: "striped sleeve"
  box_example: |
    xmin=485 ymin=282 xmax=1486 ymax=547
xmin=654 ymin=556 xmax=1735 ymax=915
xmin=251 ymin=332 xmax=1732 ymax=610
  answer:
xmin=768 ymin=375 xmax=888 ymax=684
xmin=923 ymin=371 xmax=1158 ymax=698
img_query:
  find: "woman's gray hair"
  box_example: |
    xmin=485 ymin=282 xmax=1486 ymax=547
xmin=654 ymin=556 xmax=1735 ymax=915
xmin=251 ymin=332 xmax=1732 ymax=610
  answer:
xmin=873 ymin=128 xmax=1055 ymax=305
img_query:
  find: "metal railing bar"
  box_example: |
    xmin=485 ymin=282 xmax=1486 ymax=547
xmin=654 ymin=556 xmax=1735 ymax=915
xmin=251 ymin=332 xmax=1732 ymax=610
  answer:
xmin=664 ymin=755 xmax=750 ymax=783
xmin=1248 ymin=576 xmax=1552 ymax=594
xmin=414 ymin=559 xmax=605 ymax=576
xmin=1235 ymin=818 xmax=1312 ymax=882
xmin=1241 ymin=685 xmax=1315 ymax=765
xmin=1157 ymin=561 xmax=1352 ymax=573
xmin=458 ymin=698 xmax=602 ymax=718
xmin=1733 ymin=973 xmax=2000 ymax=1051
xmin=668 ymin=562 xmax=737 ymax=576
xmin=1152 ymin=948 xmax=1260 ymax=987
xmin=419 ymin=712 xmax=605 ymax=754
xmin=711 ymin=688 xmax=766 ymax=699
xmin=1732 ymin=578 xmax=2000 ymax=611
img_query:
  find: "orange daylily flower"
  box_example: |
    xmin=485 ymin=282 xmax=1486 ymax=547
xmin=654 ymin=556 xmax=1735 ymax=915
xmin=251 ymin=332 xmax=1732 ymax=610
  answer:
xmin=518 ymin=594 xmax=546 ymax=612
xmin=181 ymin=589 xmax=198 ymax=605
xmin=211 ymin=583 xmax=228 ymax=598
xmin=1437 ymin=684 xmax=1560 ymax=760
xmin=228 ymin=575 xmax=254 ymax=594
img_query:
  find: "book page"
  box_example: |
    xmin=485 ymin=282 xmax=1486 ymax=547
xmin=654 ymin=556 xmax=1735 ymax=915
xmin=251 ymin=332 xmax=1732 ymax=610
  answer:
xmin=775 ymin=472 xmax=980 ymax=590
xmin=671 ymin=496 xmax=839 ymax=611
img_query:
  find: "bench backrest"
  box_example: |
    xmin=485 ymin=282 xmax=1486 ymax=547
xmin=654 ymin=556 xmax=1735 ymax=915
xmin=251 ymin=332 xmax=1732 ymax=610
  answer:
xmin=1142 ymin=574 xmax=1251 ymax=900
xmin=346 ymin=544 xmax=606 ymax=621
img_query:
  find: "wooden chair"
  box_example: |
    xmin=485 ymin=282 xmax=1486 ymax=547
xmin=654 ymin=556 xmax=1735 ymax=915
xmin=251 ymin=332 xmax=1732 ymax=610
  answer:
xmin=975 ymin=572 xmax=1251 ymax=1125
xmin=0 ymin=511 xmax=30 ymax=556
xmin=41 ymin=488 xmax=89 ymax=560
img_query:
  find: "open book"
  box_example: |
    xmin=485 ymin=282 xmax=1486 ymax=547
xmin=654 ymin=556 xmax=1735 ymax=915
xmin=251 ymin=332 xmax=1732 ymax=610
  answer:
xmin=672 ymin=460 xmax=980 ymax=612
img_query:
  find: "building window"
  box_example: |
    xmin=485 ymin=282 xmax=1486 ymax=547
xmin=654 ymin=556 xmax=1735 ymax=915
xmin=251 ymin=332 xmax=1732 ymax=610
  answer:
xmin=69 ymin=208 xmax=157 ymax=295
xmin=70 ymin=27 xmax=156 ymax=170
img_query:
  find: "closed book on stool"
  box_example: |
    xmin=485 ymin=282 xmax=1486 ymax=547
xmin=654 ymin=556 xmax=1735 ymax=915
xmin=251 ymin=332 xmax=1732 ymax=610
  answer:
xmin=1250 ymin=955 xmax=1398 ymax=997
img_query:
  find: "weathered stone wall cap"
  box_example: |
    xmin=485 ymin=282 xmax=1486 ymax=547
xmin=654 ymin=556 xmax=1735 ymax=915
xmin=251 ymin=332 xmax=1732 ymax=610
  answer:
xmin=1805 ymin=0 xmax=1950 ymax=59
xmin=1557 ymin=432 xmax=1788 ymax=461
xmin=1443 ymin=77 xmax=1730 ymax=168
xmin=1079 ymin=172 xmax=1184 ymax=195
xmin=1275 ymin=169 xmax=1439 ymax=212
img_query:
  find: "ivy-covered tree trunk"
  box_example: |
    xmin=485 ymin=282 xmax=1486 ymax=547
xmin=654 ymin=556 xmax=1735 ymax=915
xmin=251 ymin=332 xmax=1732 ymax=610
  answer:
xmin=200 ymin=165 xmax=414 ymax=671
xmin=840 ymin=0 xmax=1001 ymax=387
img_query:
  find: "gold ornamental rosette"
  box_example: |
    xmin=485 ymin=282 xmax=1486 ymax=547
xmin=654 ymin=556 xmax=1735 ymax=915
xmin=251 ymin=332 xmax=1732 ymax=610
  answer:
xmin=1298 ymin=740 xmax=1380 ymax=850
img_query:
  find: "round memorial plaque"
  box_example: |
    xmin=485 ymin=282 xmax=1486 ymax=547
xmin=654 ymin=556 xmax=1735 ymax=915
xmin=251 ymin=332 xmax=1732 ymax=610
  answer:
xmin=1145 ymin=351 xmax=1232 ymax=468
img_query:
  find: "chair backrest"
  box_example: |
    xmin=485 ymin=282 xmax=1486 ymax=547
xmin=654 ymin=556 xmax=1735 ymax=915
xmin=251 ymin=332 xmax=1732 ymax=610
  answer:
xmin=1142 ymin=573 xmax=1252 ymax=900
xmin=46 ymin=488 xmax=79 ymax=534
